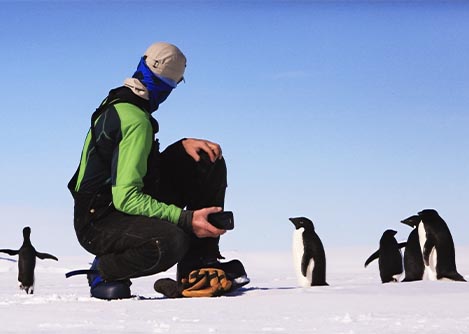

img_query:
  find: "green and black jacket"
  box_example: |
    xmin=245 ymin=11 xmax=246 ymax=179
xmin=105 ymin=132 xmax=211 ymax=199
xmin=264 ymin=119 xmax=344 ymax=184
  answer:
xmin=68 ymin=86 xmax=192 ymax=229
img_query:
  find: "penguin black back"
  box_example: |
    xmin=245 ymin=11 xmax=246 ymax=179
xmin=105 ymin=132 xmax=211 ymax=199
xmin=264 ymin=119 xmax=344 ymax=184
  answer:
xmin=400 ymin=215 xmax=425 ymax=282
xmin=365 ymin=229 xmax=406 ymax=283
xmin=0 ymin=226 xmax=58 ymax=294
xmin=19 ymin=227 xmax=41 ymax=291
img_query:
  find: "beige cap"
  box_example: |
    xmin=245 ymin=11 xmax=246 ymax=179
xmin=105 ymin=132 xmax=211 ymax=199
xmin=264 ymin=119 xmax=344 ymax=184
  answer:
xmin=144 ymin=42 xmax=186 ymax=85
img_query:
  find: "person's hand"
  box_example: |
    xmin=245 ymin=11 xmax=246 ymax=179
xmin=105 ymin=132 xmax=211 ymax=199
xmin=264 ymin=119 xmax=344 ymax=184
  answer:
xmin=192 ymin=207 xmax=226 ymax=238
xmin=182 ymin=138 xmax=222 ymax=163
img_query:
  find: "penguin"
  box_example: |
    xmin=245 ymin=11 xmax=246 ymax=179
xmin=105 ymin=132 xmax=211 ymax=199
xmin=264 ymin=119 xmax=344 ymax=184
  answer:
xmin=289 ymin=217 xmax=328 ymax=287
xmin=400 ymin=214 xmax=425 ymax=282
xmin=415 ymin=209 xmax=466 ymax=282
xmin=364 ymin=230 xmax=406 ymax=283
xmin=0 ymin=226 xmax=58 ymax=294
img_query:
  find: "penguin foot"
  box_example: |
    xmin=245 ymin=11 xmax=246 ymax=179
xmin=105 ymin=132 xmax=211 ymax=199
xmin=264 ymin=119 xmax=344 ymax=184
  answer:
xmin=19 ymin=284 xmax=34 ymax=294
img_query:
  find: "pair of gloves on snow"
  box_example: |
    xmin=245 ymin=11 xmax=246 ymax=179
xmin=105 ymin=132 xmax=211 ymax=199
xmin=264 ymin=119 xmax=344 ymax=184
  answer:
xmin=154 ymin=268 xmax=232 ymax=298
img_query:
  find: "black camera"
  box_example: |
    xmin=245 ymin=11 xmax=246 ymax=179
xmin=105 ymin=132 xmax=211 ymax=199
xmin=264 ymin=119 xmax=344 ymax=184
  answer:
xmin=208 ymin=211 xmax=234 ymax=230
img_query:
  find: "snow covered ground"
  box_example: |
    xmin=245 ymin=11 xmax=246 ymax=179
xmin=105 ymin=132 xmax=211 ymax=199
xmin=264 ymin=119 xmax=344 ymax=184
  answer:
xmin=1 ymin=247 xmax=469 ymax=333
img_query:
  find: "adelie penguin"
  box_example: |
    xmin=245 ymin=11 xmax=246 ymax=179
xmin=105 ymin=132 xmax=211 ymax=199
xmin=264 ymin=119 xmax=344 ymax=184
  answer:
xmin=364 ymin=230 xmax=406 ymax=283
xmin=402 ymin=209 xmax=466 ymax=282
xmin=0 ymin=226 xmax=58 ymax=294
xmin=400 ymin=214 xmax=425 ymax=282
xmin=289 ymin=217 xmax=328 ymax=287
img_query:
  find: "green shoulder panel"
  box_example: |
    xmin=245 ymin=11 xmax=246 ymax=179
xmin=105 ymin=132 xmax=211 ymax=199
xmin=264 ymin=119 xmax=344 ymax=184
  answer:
xmin=112 ymin=103 xmax=182 ymax=224
xmin=74 ymin=129 xmax=92 ymax=192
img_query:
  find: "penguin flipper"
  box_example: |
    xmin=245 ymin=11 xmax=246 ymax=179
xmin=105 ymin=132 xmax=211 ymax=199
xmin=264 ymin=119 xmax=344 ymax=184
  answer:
xmin=0 ymin=249 xmax=19 ymax=256
xmin=36 ymin=252 xmax=58 ymax=261
xmin=422 ymin=239 xmax=435 ymax=266
xmin=364 ymin=250 xmax=379 ymax=267
xmin=397 ymin=242 xmax=407 ymax=249
xmin=301 ymin=252 xmax=313 ymax=277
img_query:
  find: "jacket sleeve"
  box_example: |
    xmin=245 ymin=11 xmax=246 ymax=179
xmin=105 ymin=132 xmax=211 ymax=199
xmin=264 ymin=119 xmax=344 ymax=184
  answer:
xmin=111 ymin=103 xmax=184 ymax=225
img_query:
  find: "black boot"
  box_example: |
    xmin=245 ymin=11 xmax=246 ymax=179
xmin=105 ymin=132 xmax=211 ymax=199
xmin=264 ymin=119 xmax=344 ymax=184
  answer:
xmin=88 ymin=257 xmax=132 ymax=300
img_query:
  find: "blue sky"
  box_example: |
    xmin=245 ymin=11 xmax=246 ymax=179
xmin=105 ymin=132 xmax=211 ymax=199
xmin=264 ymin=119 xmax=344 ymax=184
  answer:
xmin=0 ymin=1 xmax=468 ymax=256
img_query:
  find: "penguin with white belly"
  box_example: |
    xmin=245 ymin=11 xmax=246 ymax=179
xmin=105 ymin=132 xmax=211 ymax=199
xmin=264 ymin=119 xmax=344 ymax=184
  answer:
xmin=415 ymin=209 xmax=465 ymax=282
xmin=289 ymin=217 xmax=328 ymax=287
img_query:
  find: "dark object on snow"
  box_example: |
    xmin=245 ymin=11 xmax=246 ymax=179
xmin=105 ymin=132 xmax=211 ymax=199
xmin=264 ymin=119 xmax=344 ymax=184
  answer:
xmin=365 ymin=229 xmax=406 ymax=283
xmin=400 ymin=215 xmax=425 ymax=282
xmin=155 ymin=268 xmax=232 ymax=298
xmin=155 ymin=259 xmax=250 ymax=298
xmin=154 ymin=278 xmax=183 ymax=298
xmin=0 ymin=226 xmax=58 ymax=294
xmin=65 ymin=257 xmax=132 ymax=300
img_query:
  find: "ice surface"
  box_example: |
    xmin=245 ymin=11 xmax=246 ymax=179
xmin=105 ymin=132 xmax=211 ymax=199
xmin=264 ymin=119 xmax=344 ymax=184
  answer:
xmin=1 ymin=248 xmax=468 ymax=333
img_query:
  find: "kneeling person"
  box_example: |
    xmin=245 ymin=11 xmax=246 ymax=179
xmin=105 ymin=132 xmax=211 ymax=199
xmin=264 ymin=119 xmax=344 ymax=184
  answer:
xmin=68 ymin=42 xmax=248 ymax=299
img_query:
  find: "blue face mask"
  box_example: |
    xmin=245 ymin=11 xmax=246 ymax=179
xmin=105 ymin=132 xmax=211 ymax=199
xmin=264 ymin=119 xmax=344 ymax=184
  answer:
xmin=132 ymin=57 xmax=174 ymax=111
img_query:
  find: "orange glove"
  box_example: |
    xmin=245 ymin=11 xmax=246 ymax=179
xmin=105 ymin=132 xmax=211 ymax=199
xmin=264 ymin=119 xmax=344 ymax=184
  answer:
xmin=181 ymin=268 xmax=232 ymax=297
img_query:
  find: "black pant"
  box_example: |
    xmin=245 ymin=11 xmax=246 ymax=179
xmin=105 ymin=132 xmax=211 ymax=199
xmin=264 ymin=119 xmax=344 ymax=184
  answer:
xmin=74 ymin=141 xmax=227 ymax=281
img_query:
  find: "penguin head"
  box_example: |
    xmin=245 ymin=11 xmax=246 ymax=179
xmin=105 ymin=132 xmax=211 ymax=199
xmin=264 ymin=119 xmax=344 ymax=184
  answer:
xmin=289 ymin=217 xmax=315 ymax=231
xmin=380 ymin=230 xmax=399 ymax=247
xmin=382 ymin=229 xmax=397 ymax=238
xmin=401 ymin=215 xmax=421 ymax=228
xmin=22 ymin=226 xmax=31 ymax=239
xmin=418 ymin=209 xmax=439 ymax=219
xmin=418 ymin=209 xmax=443 ymax=225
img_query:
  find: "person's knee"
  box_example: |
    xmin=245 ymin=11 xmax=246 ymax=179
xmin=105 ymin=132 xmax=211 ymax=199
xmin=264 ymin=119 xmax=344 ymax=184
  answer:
xmin=197 ymin=153 xmax=227 ymax=183
xmin=170 ymin=230 xmax=191 ymax=262
xmin=213 ymin=156 xmax=227 ymax=176
xmin=155 ymin=229 xmax=191 ymax=272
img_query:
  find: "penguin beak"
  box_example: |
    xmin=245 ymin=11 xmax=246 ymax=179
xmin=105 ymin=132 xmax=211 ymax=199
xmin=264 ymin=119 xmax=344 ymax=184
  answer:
xmin=289 ymin=217 xmax=301 ymax=229
xmin=401 ymin=215 xmax=420 ymax=228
